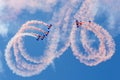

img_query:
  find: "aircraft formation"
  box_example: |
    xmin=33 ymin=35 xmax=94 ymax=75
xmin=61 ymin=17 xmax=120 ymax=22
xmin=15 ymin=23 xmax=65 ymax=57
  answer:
xmin=36 ymin=24 xmax=52 ymax=41
xmin=75 ymin=20 xmax=91 ymax=28
xmin=36 ymin=20 xmax=91 ymax=41
xmin=4 ymin=0 xmax=116 ymax=77
xmin=36 ymin=20 xmax=92 ymax=41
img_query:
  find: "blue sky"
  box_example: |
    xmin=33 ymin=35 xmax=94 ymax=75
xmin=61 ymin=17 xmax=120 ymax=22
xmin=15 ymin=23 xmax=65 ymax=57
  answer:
xmin=0 ymin=0 xmax=120 ymax=80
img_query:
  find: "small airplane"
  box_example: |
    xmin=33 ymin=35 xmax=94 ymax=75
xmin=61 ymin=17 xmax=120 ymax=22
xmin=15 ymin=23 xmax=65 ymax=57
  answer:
xmin=76 ymin=20 xmax=79 ymax=28
xmin=79 ymin=21 xmax=83 ymax=26
xmin=36 ymin=35 xmax=42 ymax=41
xmin=45 ymin=31 xmax=49 ymax=36
xmin=48 ymin=24 xmax=52 ymax=29
xmin=76 ymin=20 xmax=91 ymax=28
xmin=41 ymin=35 xmax=45 ymax=40
xmin=36 ymin=35 xmax=45 ymax=41
xmin=88 ymin=20 xmax=91 ymax=23
xmin=76 ymin=20 xmax=83 ymax=28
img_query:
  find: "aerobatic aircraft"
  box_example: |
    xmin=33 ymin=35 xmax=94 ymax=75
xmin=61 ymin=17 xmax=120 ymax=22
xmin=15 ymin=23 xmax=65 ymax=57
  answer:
xmin=79 ymin=21 xmax=83 ymax=26
xmin=36 ymin=24 xmax=52 ymax=41
xmin=41 ymin=35 xmax=45 ymax=40
xmin=88 ymin=20 xmax=91 ymax=23
xmin=48 ymin=24 xmax=52 ymax=29
xmin=76 ymin=20 xmax=92 ymax=28
xmin=76 ymin=20 xmax=83 ymax=28
xmin=76 ymin=20 xmax=79 ymax=28
xmin=45 ymin=31 xmax=49 ymax=36
xmin=36 ymin=35 xmax=42 ymax=41
xmin=36 ymin=35 xmax=45 ymax=41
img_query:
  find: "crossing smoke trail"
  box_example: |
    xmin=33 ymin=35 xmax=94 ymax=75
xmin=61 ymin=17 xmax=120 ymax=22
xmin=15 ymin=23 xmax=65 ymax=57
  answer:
xmin=4 ymin=0 xmax=80 ymax=76
xmin=4 ymin=0 xmax=76 ymax=76
xmin=71 ymin=0 xmax=115 ymax=66
xmin=5 ymin=0 xmax=116 ymax=77
xmin=49 ymin=0 xmax=82 ymax=58
xmin=5 ymin=20 xmax=57 ymax=77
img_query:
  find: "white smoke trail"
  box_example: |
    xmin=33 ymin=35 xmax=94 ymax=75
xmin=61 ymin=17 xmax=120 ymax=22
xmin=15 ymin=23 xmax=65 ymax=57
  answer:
xmin=5 ymin=21 xmax=56 ymax=77
xmin=4 ymin=0 xmax=81 ymax=76
xmin=70 ymin=22 xmax=115 ymax=66
xmin=74 ymin=0 xmax=98 ymax=21
xmin=4 ymin=0 xmax=116 ymax=77
xmin=49 ymin=0 xmax=83 ymax=58
xmin=70 ymin=0 xmax=115 ymax=66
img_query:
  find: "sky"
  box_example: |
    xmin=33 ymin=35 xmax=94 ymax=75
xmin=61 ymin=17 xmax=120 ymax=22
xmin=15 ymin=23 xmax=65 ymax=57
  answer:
xmin=0 ymin=0 xmax=120 ymax=80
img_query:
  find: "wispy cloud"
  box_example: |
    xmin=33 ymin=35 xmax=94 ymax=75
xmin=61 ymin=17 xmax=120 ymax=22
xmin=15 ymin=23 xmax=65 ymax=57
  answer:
xmin=0 ymin=0 xmax=5 ymax=12
xmin=97 ymin=0 xmax=120 ymax=37
xmin=2 ymin=0 xmax=57 ymax=14
xmin=0 ymin=0 xmax=58 ymax=29
xmin=0 ymin=22 xmax=8 ymax=37
xmin=101 ymin=0 xmax=120 ymax=12
xmin=0 ymin=0 xmax=58 ymax=34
